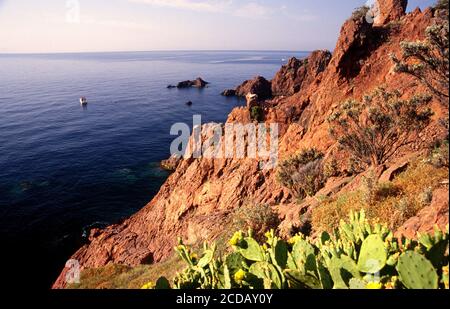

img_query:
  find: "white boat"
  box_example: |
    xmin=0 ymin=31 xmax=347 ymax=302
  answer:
xmin=79 ymin=97 xmax=88 ymax=105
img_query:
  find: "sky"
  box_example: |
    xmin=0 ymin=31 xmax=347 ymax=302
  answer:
xmin=0 ymin=0 xmax=436 ymax=53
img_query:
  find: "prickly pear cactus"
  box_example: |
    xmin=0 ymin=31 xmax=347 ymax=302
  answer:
xmin=357 ymin=234 xmax=387 ymax=274
xmin=249 ymin=261 xmax=282 ymax=289
xmin=162 ymin=211 xmax=447 ymax=290
xmin=284 ymin=269 xmax=322 ymax=289
xmin=197 ymin=248 xmax=214 ymax=268
xmin=238 ymin=237 xmax=265 ymax=262
xmin=274 ymin=239 xmax=289 ymax=268
xmin=397 ymin=251 xmax=438 ymax=289
xmin=418 ymin=225 xmax=449 ymax=269
xmin=329 ymin=255 xmax=361 ymax=289
xmin=222 ymin=264 xmax=232 ymax=289
xmin=291 ymin=238 xmax=316 ymax=273
xmin=225 ymin=252 xmax=246 ymax=275
xmin=349 ymin=278 xmax=367 ymax=289
xmin=154 ymin=277 xmax=171 ymax=289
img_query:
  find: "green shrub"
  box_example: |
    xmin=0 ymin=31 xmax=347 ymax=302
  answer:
xmin=328 ymin=87 xmax=433 ymax=168
xmin=351 ymin=6 xmax=370 ymax=21
xmin=277 ymin=148 xmax=325 ymax=199
xmin=391 ymin=2 xmax=449 ymax=104
xmin=431 ymin=140 xmax=449 ymax=168
xmin=145 ymin=211 xmax=449 ymax=289
xmin=347 ymin=156 xmax=365 ymax=175
xmin=232 ymin=203 xmax=280 ymax=243
xmin=250 ymin=106 xmax=264 ymax=122
xmin=324 ymin=157 xmax=340 ymax=178
xmin=435 ymin=0 xmax=449 ymax=10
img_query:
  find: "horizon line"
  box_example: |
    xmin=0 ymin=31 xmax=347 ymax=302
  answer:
xmin=0 ymin=49 xmax=318 ymax=56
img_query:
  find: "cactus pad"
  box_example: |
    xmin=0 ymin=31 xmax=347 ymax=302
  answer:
xmin=397 ymin=251 xmax=438 ymax=289
xmin=357 ymin=234 xmax=387 ymax=274
xmin=238 ymin=237 xmax=265 ymax=262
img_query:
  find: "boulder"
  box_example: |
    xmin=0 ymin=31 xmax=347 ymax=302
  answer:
xmin=379 ymin=161 xmax=409 ymax=182
xmin=374 ymin=0 xmax=408 ymax=26
xmin=235 ymin=76 xmax=272 ymax=100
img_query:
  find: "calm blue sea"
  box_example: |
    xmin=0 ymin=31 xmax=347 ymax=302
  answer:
xmin=0 ymin=51 xmax=309 ymax=288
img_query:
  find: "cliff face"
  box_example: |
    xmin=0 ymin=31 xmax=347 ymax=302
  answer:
xmin=271 ymin=51 xmax=332 ymax=97
xmin=53 ymin=1 xmax=448 ymax=288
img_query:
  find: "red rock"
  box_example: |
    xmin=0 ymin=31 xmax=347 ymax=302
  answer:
xmin=271 ymin=51 xmax=331 ymax=96
xmin=235 ymin=76 xmax=272 ymax=100
xmin=395 ymin=187 xmax=449 ymax=239
xmin=160 ymin=154 xmax=181 ymax=171
xmin=374 ymin=0 xmax=408 ymax=26
xmin=329 ymin=14 xmax=373 ymax=79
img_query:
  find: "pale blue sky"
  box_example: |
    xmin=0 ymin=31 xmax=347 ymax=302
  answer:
xmin=0 ymin=0 xmax=436 ymax=53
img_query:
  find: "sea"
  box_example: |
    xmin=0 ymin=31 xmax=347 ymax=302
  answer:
xmin=0 ymin=50 xmax=309 ymax=289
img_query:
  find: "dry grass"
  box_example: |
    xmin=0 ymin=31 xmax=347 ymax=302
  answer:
xmin=311 ymin=157 xmax=449 ymax=234
xmin=232 ymin=203 xmax=280 ymax=242
xmin=69 ymin=252 xmax=185 ymax=289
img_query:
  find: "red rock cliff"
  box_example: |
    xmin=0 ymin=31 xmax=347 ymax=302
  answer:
xmin=53 ymin=1 xmax=448 ymax=288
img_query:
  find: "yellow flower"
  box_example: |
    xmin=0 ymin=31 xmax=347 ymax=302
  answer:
xmin=288 ymin=235 xmax=302 ymax=245
xmin=443 ymin=265 xmax=449 ymax=276
xmin=366 ymin=281 xmax=383 ymax=289
xmin=229 ymin=231 xmax=243 ymax=246
xmin=190 ymin=252 xmax=198 ymax=260
xmin=141 ymin=282 xmax=155 ymax=289
xmin=262 ymin=244 xmax=268 ymax=251
xmin=234 ymin=269 xmax=246 ymax=283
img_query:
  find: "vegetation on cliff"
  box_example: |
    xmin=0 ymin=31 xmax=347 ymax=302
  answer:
xmin=328 ymin=87 xmax=433 ymax=168
xmin=392 ymin=0 xmax=449 ymax=104
xmin=312 ymin=148 xmax=449 ymax=234
xmin=277 ymin=148 xmax=326 ymax=199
